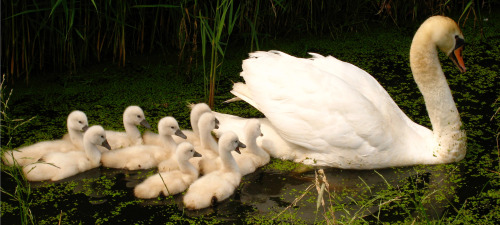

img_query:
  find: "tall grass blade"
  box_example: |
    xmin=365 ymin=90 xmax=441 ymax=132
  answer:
xmin=0 ymin=74 xmax=35 ymax=224
xmin=49 ymin=0 xmax=64 ymax=17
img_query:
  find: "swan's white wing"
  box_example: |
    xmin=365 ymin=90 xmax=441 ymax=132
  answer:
xmin=237 ymin=51 xmax=399 ymax=154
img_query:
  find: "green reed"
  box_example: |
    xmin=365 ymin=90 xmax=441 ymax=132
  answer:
xmin=1 ymin=0 xmax=489 ymax=84
xmin=1 ymin=75 xmax=36 ymax=224
xmin=198 ymin=0 xmax=239 ymax=108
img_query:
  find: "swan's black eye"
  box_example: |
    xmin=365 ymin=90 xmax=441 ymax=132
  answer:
xmin=101 ymin=135 xmax=104 ymax=139
xmin=137 ymin=115 xmax=141 ymax=118
xmin=78 ymin=121 xmax=82 ymax=124
xmin=171 ymin=126 xmax=175 ymax=129
xmin=454 ymin=35 xmax=465 ymax=50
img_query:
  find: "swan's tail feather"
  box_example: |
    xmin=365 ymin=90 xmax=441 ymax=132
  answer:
xmin=248 ymin=50 xmax=289 ymax=59
xmin=223 ymin=96 xmax=241 ymax=104
xmin=226 ymin=82 xmax=261 ymax=111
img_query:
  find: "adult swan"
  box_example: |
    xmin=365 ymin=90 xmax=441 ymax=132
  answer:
xmin=214 ymin=16 xmax=467 ymax=169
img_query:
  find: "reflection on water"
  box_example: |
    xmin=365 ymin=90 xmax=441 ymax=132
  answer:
xmin=0 ymin=161 xmax=461 ymax=224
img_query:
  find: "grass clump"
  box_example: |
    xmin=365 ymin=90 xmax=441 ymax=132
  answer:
xmin=1 ymin=74 xmax=36 ymax=224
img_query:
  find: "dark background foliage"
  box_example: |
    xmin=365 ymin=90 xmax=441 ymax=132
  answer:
xmin=1 ymin=0 xmax=494 ymax=83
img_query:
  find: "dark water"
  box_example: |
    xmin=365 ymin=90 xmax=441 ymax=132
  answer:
xmin=1 ymin=162 xmax=474 ymax=224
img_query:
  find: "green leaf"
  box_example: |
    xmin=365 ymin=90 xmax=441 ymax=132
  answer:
xmin=74 ymin=28 xmax=84 ymax=40
xmin=49 ymin=0 xmax=64 ymax=17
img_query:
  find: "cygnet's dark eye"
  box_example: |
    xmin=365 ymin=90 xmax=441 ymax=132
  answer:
xmin=171 ymin=126 xmax=175 ymax=129
xmin=137 ymin=115 xmax=141 ymax=118
xmin=78 ymin=121 xmax=83 ymax=124
xmin=101 ymin=135 xmax=104 ymax=139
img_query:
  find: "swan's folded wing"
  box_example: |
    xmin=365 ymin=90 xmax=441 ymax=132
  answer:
xmin=240 ymin=51 xmax=395 ymax=154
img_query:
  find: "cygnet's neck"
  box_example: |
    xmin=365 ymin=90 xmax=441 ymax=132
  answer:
xmin=191 ymin=116 xmax=201 ymax=137
xmin=220 ymin=149 xmax=239 ymax=173
xmin=178 ymin=157 xmax=199 ymax=177
xmin=246 ymin=133 xmax=267 ymax=158
xmin=124 ymin=123 xmax=142 ymax=145
xmin=199 ymin=127 xmax=218 ymax=154
xmin=68 ymin=127 xmax=84 ymax=149
xmin=83 ymin=141 xmax=102 ymax=167
xmin=410 ymin=31 xmax=466 ymax=162
xmin=161 ymin=135 xmax=178 ymax=152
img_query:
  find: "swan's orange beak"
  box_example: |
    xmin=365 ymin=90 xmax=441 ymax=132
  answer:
xmin=449 ymin=44 xmax=466 ymax=73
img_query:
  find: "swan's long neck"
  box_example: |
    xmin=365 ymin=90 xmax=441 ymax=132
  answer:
xmin=83 ymin=141 xmax=102 ymax=167
xmin=124 ymin=122 xmax=142 ymax=145
xmin=410 ymin=33 xmax=466 ymax=162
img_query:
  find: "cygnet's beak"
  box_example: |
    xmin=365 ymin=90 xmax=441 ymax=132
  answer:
xmin=101 ymin=139 xmax=112 ymax=150
xmin=214 ymin=118 xmax=220 ymax=129
xmin=140 ymin=119 xmax=152 ymax=129
xmin=449 ymin=38 xmax=466 ymax=73
xmin=82 ymin=125 xmax=89 ymax=132
xmin=193 ymin=151 xmax=202 ymax=158
xmin=235 ymin=141 xmax=246 ymax=154
xmin=175 ymin=129 xmax=187 ymax=139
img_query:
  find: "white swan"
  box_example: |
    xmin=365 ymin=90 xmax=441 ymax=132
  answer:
xmin=101 ymin=117 xmax=186 ymax=170
xmin=215 ymin=16 xmax=467 ymax=169
xmin=143 ymin=103 xmax=213 ymax=147
xmin=105 ymin=105 xmax=152 ymax=149
xmin=3 ymin=110 xmax=89 ymax=166
xmin=23 ymin=125 xmax=111 ymax=181
xmin=134 ymin=142 xmax=201 ymax=199
xmin=183 ymin=131 xmax=245 ymax=210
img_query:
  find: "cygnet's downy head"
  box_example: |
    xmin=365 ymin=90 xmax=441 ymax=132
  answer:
xmin=244 ymin=119 xmax=263 ymax=139
xmin=67 ymin=110 xmax=89 ymax=132
xmin=158 ymin=117 xmax=187 ymax=139
xmin=176 ymin=142 xmax=202 ymax=162
xmin=123 ymin=106 xmax=152 ymax=129
xmin=85 ymin=125 xmax=111 ymax=150
xmin=198 ymin=112 xmax=220 ymax=132
xmin=218 ymin=131 xmax=246 ymax=154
